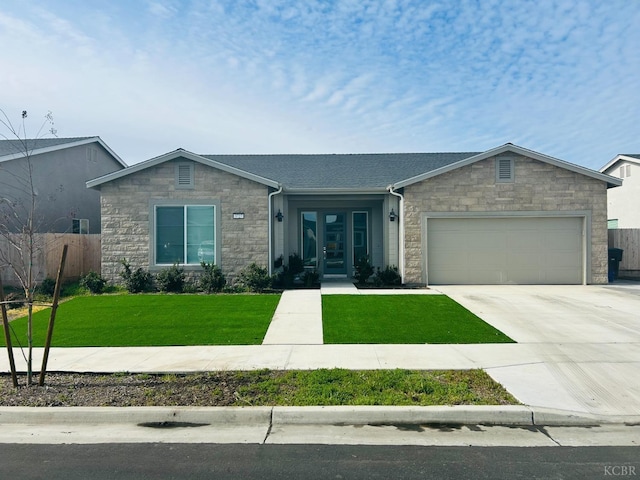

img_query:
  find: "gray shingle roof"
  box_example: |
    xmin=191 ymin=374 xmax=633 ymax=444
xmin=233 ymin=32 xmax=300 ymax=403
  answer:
xmin=622 ymin=154 xmax=640 ymax=160
xmin=202 ymin=152 xmax=479 ymax=190
xmin=0 ymin=137 xmax=95 ymax=158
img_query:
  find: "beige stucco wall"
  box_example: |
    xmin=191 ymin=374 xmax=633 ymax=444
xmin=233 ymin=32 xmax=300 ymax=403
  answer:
xmin=99 ymin=158 xmax=269 ymax=284
xmin=403 ymin=155 xmax=609 ymax=284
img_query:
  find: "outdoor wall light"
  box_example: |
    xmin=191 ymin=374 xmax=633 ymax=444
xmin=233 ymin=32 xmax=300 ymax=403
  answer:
xmin=389 ymin=209 xmax=398 ymax=222
xmin=275 ymin=209 xmax=284 ymax=222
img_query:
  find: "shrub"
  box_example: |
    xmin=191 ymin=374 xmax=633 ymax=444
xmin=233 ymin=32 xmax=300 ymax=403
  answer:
xmin=237 ymin=263 xmax=272 ymax=293
xmin=277 ymin=253 xmax=305 ymax=288
xmin=120 ymin=259 xmax=153 ymax=293
xmin=375 ymin=266 xmax=402 ymax=286
xmin=36 ymin=277 xmax=56 ymax=296
xmin=156 ymin=264 xmax=185 ymax=293
xmin=199 ymin=262 xmax=226 ymax=293
xmin=301 ymin=269 xmax=320 ymax=288
xmin=80 ymin=271 xmax=107 ymax=294
xmin=4 ymin=292 xmax=24 ymax=310
xmin=353 ymin=256 xmax=374 ymax=285
xmin=287 ymin=253 xmax=305 ymax=276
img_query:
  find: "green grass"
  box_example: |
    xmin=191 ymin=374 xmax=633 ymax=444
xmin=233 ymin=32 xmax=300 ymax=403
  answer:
xmin=0 ymin=369 xmax=520 ymax=407
xmin=232 ymin=368 xmax=518 ymax=406
xmin=323 ymin=295 xmax=514 ymax=344
xmin=2 ymin=294 xmax=281 ymax=347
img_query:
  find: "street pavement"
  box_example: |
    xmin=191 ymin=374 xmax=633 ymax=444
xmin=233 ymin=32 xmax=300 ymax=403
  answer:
xmin=1 ymin=280 xmax=640 ymax=441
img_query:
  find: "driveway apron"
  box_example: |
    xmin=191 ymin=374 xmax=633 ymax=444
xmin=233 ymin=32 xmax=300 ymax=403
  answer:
xmin=436 ymin=285 xmax=640 ymax=416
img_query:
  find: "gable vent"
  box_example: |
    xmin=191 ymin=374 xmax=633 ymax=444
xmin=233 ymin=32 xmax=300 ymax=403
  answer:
xmin=496 ymin=158 xmax=514 ymax=182
xmin=176 ymin=163 xmax=194 ymax=189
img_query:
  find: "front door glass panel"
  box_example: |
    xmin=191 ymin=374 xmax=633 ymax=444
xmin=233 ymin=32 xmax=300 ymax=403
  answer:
xmin=324 ymin=213 xmax=346 ymax=274
xmin=301 ymin=212 xmax=318 ymax=268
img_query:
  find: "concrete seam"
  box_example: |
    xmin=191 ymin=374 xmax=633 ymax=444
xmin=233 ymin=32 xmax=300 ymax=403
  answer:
xmin=537 ymin=426 xmax=562 ymax=446
xmin=262 ymin=407 xmax=274 ymax=444
xmin=531 ymin=410 xmax=535 ymax=426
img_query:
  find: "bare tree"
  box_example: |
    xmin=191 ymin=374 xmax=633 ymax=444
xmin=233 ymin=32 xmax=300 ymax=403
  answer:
xmin=0 ymin=108 xmax=57 ymax=384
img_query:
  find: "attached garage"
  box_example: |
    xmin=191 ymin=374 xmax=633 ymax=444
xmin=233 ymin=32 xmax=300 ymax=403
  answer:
xmin=426 ymin=216 xmax=585 ymax=285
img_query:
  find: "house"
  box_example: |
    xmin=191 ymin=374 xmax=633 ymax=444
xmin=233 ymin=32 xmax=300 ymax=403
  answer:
xmin=0 ymin=137 xmax=126 ymax=234
xmin=599 ymin=154 xmax=640 ymax=228
xmin=87 ymin=143 xmax=620 ymax=286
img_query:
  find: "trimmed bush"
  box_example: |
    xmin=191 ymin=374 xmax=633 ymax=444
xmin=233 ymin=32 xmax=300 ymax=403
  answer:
xmin=237 ymin=263 xmax=272 ymax=293
xmin=199 ymin=262 xmax=226 ymax=293
xmin=353 ymin=256 xmax=374 ymax=285
xmin=301 ymin=269 xmax=320 ymax=288
xmin=120 ymin=259 xmax=153 ymax=293
xmin=277 ymin=253 xmax=305 ymax=288
xmin=80 ymin=271 xmax=107 ymax=294
xmin=36 ymin=277 xmax=56 ymax=296
xmin=375 ymin=266 xmax=402 ymax=286
xmin=156 ymin=264 xmax=185 ymax=293
xmin=4 ymin=292 xmax=24 ymax=310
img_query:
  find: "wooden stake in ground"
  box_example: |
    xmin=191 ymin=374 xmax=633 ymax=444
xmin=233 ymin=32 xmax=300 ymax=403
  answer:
xmin=38 ymin=244 xmax=67 ymax=386
xmin=0 ymin=275 xmax=19 ymax=388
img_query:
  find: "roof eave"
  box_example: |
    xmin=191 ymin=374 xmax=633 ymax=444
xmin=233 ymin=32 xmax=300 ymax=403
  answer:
xmin=282 ymin=187 xmax=388 ymax=195
xmin=87 ymin=149 xmax=279 ymax=189
xmin=600 ymin=154 xmax=640 ymax=174
xmin=393 ymin=143 xmax=622 ymax=189
xmin=0 ymin=137 xmax=126 ymax=168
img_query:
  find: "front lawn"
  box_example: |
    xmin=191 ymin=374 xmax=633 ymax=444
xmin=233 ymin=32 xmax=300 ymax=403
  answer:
xmin=2 ymin=294 xmax=281 ymax=347
xmin=322 ymin=295 xmax=514 ymax=344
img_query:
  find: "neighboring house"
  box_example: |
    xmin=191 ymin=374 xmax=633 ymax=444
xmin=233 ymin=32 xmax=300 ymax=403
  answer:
xmin=599 ymin=154 xmax=640 ymax=228
xmin=88 ymin=143 xmax=620 ymax=286
xmin=0 ymin=137 xmax=126 ymax=234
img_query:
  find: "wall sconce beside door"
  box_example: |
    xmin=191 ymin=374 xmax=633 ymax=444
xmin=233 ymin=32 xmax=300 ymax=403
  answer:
xmin=275 ymin=209 xmax=284 ymax=222
xmin=389 ymin=209 xmax=398 ymax=222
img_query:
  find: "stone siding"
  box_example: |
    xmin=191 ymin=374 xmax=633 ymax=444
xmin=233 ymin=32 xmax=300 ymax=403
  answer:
xmin=403 ymin=155 xmax=608 ymax=284
xmin=100 ymin=158 xmax=269 ymax=284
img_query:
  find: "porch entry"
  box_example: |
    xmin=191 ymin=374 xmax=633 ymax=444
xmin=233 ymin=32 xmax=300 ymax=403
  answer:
xmin=301 ymin=210 xmax=369 ymax=277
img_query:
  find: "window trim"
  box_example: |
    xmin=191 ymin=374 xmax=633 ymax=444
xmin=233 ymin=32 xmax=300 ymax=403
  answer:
xmin=149 ymin=199 xmax=220 ymax=269
xmin=496 ymin=157 xmax=515 ymax=183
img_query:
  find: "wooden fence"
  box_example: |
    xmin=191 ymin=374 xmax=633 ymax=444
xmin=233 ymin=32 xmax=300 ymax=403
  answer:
xmin=0 ymin=233 xmax=101 ymax=287
xmin=608 ymin=228 xmax=640 ymax=278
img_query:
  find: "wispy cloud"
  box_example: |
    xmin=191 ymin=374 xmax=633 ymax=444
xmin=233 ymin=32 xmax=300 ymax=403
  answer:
xmin=0 ymin=0 xmax=638 ymax=168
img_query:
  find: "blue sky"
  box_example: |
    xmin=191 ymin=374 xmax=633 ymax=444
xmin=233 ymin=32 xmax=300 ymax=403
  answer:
xmin=1 ymin=0 xmax=638 ymax=169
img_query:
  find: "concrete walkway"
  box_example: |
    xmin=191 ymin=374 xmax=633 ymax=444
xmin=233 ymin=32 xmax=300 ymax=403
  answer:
xmin=262 ymin=290 xmax=323 ymax=344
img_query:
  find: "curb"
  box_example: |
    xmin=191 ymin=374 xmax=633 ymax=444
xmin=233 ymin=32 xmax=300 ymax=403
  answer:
xmin=0 ymin=406 xmax=272 ymax=425
xmin=1 ymin=406 xmax=638 ymax=427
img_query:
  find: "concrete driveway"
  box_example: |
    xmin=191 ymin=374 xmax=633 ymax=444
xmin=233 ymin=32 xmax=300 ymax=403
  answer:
xmin=436 ymin=284 xmax=640 ymax=417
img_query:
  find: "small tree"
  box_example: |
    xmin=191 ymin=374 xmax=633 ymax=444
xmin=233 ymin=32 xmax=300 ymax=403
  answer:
xmin=0 ymin=108 xmax=57 ymax=384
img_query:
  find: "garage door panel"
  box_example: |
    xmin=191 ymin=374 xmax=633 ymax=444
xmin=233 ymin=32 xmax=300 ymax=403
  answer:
xmin=427 ymin=217 xmax=583 ymax=285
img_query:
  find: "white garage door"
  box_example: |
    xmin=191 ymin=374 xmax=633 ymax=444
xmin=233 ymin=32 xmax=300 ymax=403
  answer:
xmin=427 ymin=217 xmax=583 ymax=284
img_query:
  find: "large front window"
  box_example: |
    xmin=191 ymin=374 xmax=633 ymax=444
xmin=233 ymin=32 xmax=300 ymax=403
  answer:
xmin=155 ymin=205 xmax=215 ymax=265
